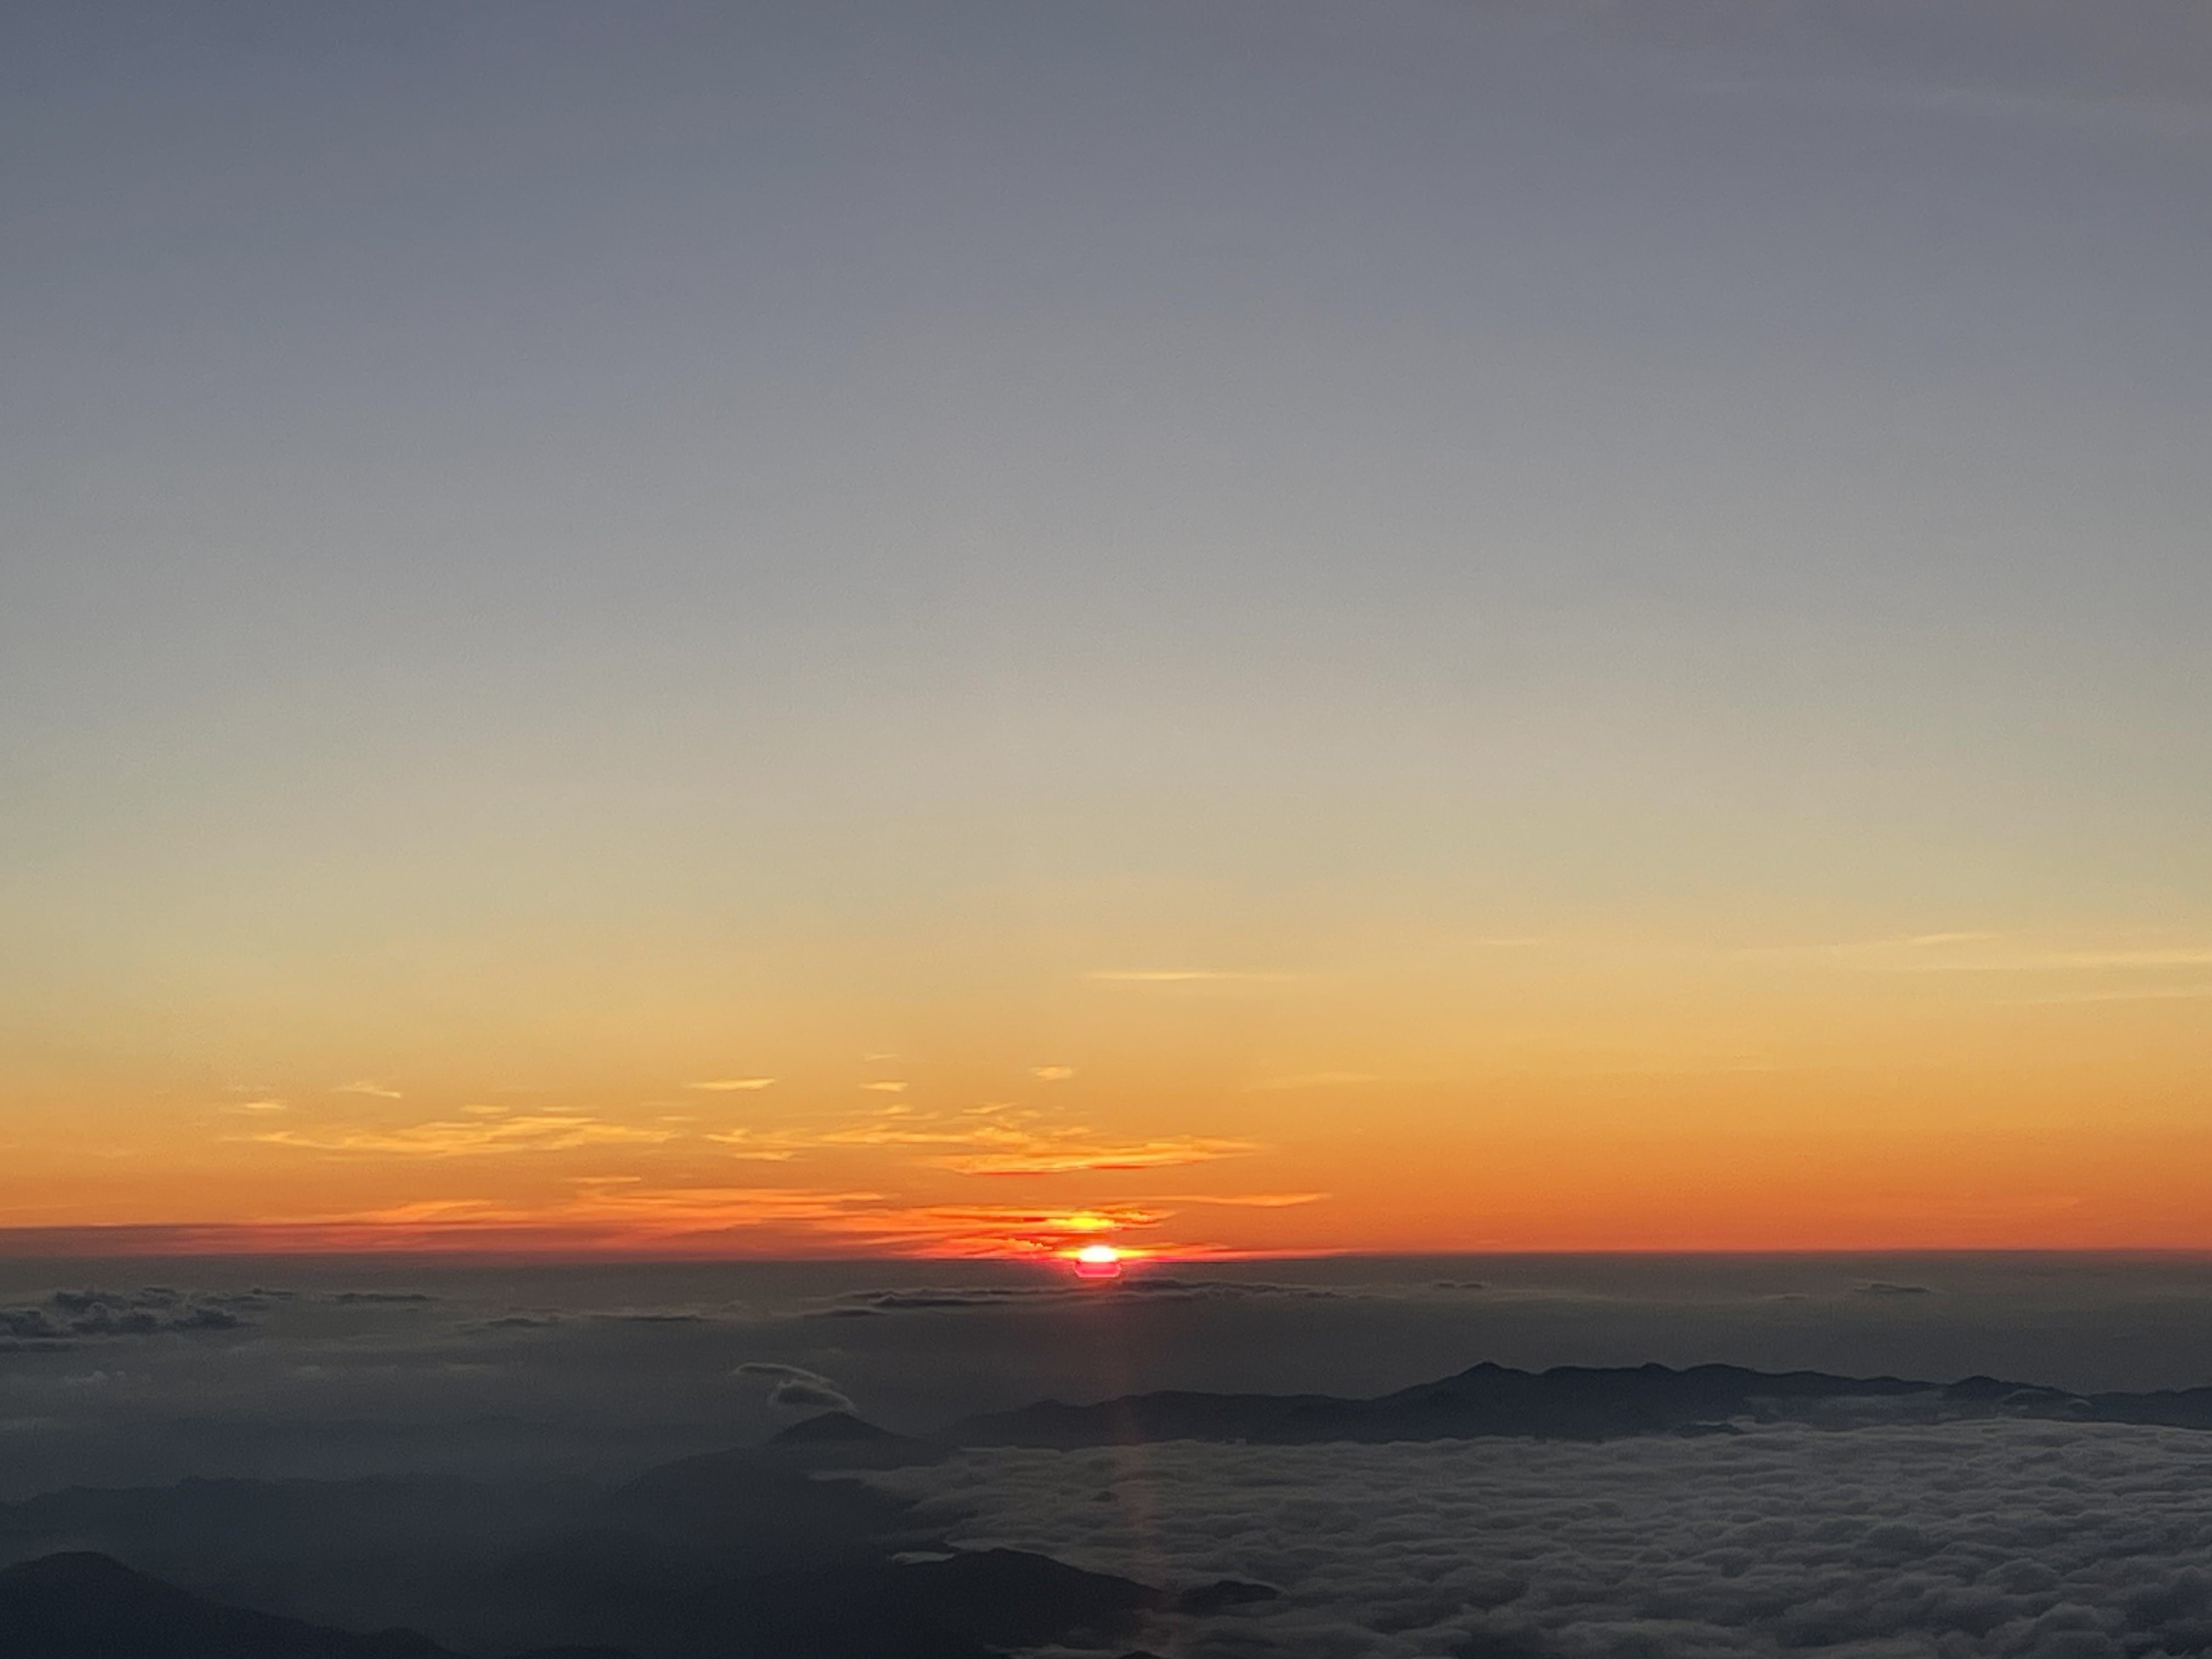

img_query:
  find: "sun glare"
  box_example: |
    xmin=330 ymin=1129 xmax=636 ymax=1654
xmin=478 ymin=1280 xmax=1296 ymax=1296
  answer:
xmin=1072 ymin=1243 xmax=1124 ymax=1280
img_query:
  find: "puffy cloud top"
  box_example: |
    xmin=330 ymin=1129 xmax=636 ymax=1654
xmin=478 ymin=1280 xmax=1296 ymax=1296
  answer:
xmin=1 ymin=1289 xmax=253 ymax=1345
xmin=869 ymin=1420 xmax=2212 ymax=1659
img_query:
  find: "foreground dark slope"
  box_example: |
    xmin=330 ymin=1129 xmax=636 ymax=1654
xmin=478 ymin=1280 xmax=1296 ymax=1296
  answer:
xmin=0 ymin=1417 xmax=1235 ymax=1659
xmin=472 ymin=1432 xmax=1195 ymax=1658
xmin=0 ymin=1551 xmax=622 ymax=1659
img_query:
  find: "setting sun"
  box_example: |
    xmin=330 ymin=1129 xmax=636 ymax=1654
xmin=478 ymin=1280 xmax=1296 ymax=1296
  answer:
xmin=4 ymin=7 xmax=2209 ymax=1658
xmin=1072 ymin=1243 xmax=1125 ymax=1279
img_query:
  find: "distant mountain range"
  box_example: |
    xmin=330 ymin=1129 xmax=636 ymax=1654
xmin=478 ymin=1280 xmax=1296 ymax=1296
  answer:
xmin=943 ymin=1360 xmax=2212 ymax=1448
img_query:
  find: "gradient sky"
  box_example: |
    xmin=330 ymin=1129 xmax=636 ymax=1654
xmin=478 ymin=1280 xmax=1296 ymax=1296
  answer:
xmin=5 ymin=1 xmax=2211 ymax=1256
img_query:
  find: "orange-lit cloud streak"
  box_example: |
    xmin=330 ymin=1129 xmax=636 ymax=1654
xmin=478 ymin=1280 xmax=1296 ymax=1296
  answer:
xmin=15 ymin=929 xmax=2212 ymax=1256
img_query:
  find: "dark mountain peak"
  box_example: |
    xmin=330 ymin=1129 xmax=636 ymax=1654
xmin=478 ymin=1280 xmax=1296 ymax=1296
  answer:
xmin=750 ymin=1412 xmax=947 ymax=1471
xmin=1174 ymin=1579 xmax=1279 ymax=1616
xmin=886 ymin=1547 xmax=1159 ymax=1646
xmin=1943 ymin=1374 xmax=2050 ymax=1401
xmin=950 ymin=1359 xmax=1986 ymax=1449
xmin=771 ymin=1410 xmax=899 ymax=1444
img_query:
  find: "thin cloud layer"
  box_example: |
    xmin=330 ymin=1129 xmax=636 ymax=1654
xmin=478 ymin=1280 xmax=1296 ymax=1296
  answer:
xmin=180 ymin=1187 xmax=1190 ymax=1258
xmin=934 ymin=1136 xmax=1256 ymax=1176
xmin=1088 ymin=969 xmax=1300 ymax=984
xmin=732 ymin=1361 xmax=855 ymax=1413
xmin=707 ymin=1102 xmax=1261 ymax=1177
xmin=1887 ymin=947 xmax=2212 ymax=973
xmin=816 ymin=1276 xmax=1347 ymax=1317
xmin=1779 ymin=933 xmax=2212 ymax=976
xmin=2014 ymin=985 xmax=2212 ymax=1006
xmin=249 ymin=1113 xmax=680 ymax=1156
xmin=1158 ymin=1192 xmax=1329 ymax=1208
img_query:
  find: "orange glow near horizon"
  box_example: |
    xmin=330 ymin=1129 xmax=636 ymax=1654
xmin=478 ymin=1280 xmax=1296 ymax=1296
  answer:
xmin=11 ymin=930 xmax=2212 ymax=1258
xmin=7 ymin=0 xmax=2212 ymax=1273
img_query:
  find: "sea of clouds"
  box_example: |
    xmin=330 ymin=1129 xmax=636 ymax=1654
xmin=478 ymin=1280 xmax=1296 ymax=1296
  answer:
xmin=871 ymin=1421 xmax=2212 ymax=1659
xmin=8 ymin=1257 xmax=2212 ymax=1658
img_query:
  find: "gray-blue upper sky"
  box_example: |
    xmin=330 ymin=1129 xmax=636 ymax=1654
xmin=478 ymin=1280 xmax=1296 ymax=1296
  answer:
xmin=5 ymin=4 xmax=2211 ymax=1248
xmin=11 ymin=2 xmax=2208 ymax=826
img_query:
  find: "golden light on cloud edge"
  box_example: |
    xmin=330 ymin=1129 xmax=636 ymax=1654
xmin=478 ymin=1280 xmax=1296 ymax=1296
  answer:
xmin=0 ymin=1191 xmax=1260 ymax=1263
xmin=19 ymin=928 xmax=2212 ymax=1256
xmin=1086 ymin=969 xmax=1301 ymax=983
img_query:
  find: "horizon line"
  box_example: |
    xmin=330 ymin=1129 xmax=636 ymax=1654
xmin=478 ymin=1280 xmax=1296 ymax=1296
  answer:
xmin=4 ymin=1226 xmax=2212 ymax=1265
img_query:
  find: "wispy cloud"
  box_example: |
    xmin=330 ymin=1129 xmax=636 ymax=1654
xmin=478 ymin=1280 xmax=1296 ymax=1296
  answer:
xmin=1031 ymin=1065 xmax=1076 ymax=1081
xmin=1088 ymin=968 xmax=1300 ymax=983
xmin=1894 ymin=949 xmax=2212 ymax=973
xmin=697 ymin=1101 xmax=1261 ymax=1178
xmin=1696 ymin=65 xmax=2212 ymax=148
xmin=1242 ymin=1072 xmax=1382 ymax=1092
xmin=701 ymin=1128 xmax=800 ymax=1162
xmin=733 ymin=1362 xmax=852 ymax=1412
xmin=2010 ymin=984 xmax=2212 ymax=1006
xmin=685 ymin=1077 xmax=777 ymax=1092
xmin=1753 ymin=932 xmax=2212 ymax=975
xmin=861 ymin=1080 xmax=909 ymax=1093
xmin=1153 ymin=1192 xmax=1329 ymax=1208
xmin=247 ymin=1113 xmax=681 ymax=1156
xmin=1750 ymin=930 xmax=2001 ymax=958
xmin=935 ymin=1136 xmax=1257 ymax=1176
xmin=189 ymin=1187 xmax=1190 ymax=1258
xmin=221 ymin=1099 xmax=290 ymax=1115
xmin=332 ymin=1079 xmax=404 ymax=1099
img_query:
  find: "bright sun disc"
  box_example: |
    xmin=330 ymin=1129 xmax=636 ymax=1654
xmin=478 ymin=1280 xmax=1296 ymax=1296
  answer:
xmin=1072 ymin=1243 xmax=1124 ymax=1279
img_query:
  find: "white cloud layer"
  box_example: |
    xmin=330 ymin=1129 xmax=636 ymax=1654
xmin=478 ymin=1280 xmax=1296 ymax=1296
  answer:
xmin=868 ymin=1421 xmax=2212 ymax=1659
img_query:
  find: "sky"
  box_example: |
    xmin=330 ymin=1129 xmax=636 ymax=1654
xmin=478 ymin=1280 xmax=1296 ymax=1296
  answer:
xmin=4 ymin=1 xmax=2211 ymax=1257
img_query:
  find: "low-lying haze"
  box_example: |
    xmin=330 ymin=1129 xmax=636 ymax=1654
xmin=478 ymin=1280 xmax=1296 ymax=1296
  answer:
xmin=7 ymin=1254 xmax=2212 ymax=1497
